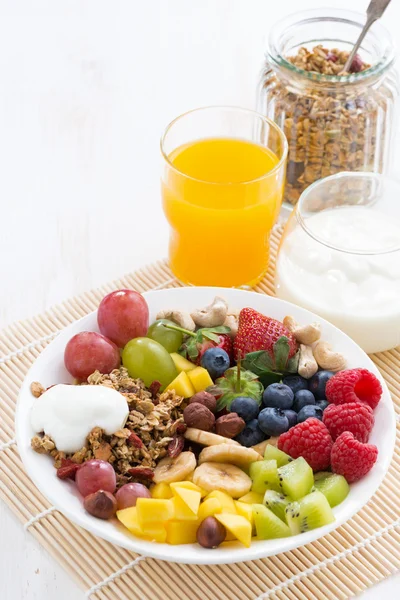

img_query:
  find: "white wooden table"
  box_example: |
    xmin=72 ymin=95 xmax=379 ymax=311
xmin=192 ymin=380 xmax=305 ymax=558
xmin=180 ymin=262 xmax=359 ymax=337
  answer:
xmin=1 ymin=0 xmax=399 ymax=597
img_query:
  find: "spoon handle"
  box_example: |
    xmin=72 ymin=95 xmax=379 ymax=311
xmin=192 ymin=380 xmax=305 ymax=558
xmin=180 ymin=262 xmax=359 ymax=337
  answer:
xmin=342 ymin=0 xmax=392 ymax=73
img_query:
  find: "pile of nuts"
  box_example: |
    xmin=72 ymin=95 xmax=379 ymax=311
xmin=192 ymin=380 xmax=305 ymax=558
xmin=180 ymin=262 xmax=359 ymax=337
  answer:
xmin=183 ymin=392 xmax=245 ymax=438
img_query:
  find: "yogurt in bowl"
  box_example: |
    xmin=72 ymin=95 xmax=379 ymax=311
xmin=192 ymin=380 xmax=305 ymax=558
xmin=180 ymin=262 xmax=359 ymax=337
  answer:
xmin=275 ymin=173 xmax=400 ymax=353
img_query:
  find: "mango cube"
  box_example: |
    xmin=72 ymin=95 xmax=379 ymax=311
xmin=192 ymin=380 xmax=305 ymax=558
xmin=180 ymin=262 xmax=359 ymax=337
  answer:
xmin=215 ymin=513 xmax=252 ymax=548
xmin=166 ymin=520 xmax=199 ymax=545
xmin=142 ymin=522 xmax=167 ymax=543
xmin=188 ymin=367 xmax=214 ymax=393
xmin=136 ymin=498 xmax=174 ymax=527
xmin=117 ymin=507 xmax=143 ymax=537
xmin=170 ymin=353 xmax=196 ymax=373
xmin=170 ymin=481 xmax=207 ymax=498
xmin=198 ymin=497 xmax=222 ymax=522
xmin=172 ymin=487 xmax=201 ymax=515
xmin=165 ymin=371 xmax=195 ymax=398
xmin=172 ymin=495 xmax=199 ymax=521
xmin=237 ymin=491 xmax=264 ymax=505
xmin=151 ymin=482 xmax=173 ymax=499
xmin=234 ymin=500 xmax=255 ymax=533
xmin=205 ymin=491 xmax=237 ymax=514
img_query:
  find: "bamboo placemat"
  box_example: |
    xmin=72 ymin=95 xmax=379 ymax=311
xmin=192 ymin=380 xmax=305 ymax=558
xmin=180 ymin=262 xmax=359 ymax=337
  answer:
xmin=1 ymin=227 xmax=400 ymax=600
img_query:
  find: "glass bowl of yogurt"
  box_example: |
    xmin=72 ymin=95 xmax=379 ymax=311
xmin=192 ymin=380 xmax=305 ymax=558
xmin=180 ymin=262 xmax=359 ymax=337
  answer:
xmin=275 ymin=172 xmax=400 ymax=353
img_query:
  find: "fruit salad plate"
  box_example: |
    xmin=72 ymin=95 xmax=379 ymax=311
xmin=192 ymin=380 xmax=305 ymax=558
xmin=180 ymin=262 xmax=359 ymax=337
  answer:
xmin=15 ymin=287 xmax=395 ymax=564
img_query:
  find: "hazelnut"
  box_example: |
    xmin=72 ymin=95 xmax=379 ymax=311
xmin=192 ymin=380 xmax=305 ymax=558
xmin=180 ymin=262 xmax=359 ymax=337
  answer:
xmin=83 ymin=490 xmax=117 ymax=520
xmin=189 ymin=391 xmax=217 ymax=414
xmin=215 ymin=413 xmax=245 ymax=438
xmin=183 ymin=403 xmax=215 ymax=431
xmin=196 ymin=516 xmax=226 ymax=548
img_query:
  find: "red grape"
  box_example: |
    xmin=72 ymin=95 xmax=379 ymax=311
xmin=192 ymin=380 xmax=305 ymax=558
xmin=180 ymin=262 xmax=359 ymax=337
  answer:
xmin=64 ymin=331 xmax=120 ymax=380
xmin=97 ymin=289 xmax=149 ymax=348
xmin=75 ymin=459 xmax=116 ymax=497
xmin=115 ymin=483 xmax=151 ymax=510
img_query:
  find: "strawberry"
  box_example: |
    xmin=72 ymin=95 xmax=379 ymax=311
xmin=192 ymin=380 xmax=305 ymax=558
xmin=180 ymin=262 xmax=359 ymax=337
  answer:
xmin=234 ymin=308 xmax=297 ymax=361
xmin=178 ymin=326 xmax=233 ymax=365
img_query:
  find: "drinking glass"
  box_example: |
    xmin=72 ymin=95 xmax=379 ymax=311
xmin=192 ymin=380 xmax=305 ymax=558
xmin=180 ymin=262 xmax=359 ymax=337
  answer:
xmin=161 ymin=106 xmax=288 ymax=287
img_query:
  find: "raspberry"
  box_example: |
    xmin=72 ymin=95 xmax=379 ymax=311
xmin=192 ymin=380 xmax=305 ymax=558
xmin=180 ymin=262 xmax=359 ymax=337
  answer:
xmin=325 ymin=369 xmax=382 ymax=409
xmin=323 ymin=402 xmax=374 ymax=443
xmin=331 ymin=432 xmax=378 ymax=483
xmin=278 ymin=418 xmax=333 ymax=471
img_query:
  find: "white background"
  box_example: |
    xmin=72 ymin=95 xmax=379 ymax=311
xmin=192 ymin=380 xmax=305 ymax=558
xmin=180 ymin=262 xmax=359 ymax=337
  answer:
xmin=1 ymin=0 xmax=399 ymax=598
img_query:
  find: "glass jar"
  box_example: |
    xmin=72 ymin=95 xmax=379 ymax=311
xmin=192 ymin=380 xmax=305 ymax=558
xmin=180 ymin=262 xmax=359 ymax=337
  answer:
xmin=275 ymin=172 xmax=400 ymax=354
xmin=257 ymin=9 xmax=399 ymax=207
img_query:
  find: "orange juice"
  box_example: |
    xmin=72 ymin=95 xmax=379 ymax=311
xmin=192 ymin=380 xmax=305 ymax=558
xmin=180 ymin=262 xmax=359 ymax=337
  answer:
xmin=162 ymin=137 xmax=285 ymax=287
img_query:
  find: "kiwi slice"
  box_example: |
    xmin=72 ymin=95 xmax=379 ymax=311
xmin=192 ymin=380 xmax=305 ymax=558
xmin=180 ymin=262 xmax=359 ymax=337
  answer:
xmin=263 ymin=490 xmax=291 ymax=523
xmin=286 ymin=490 xmax=335 ymax=535
xmin=264 ymin=445 xmax=292 ymax=467
xmin=314 ymin=472 xmax=350 ymax=508
xmin=253 ymin=504 xmax=292 ymax=539
xmin=278 ymin=457 xmax=314 ymax=500
xmin=249 ymin=459 xmax=280 ymax=494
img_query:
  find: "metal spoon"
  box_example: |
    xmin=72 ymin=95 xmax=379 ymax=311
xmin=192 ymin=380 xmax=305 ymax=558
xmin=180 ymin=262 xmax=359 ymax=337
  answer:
xmin=341 ymin=0 xmax=393 ymax=73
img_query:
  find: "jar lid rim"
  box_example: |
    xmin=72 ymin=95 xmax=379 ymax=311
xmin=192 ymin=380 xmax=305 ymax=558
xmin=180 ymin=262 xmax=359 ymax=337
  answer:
xmin=267 ymin=8 xmax=396 ymax=83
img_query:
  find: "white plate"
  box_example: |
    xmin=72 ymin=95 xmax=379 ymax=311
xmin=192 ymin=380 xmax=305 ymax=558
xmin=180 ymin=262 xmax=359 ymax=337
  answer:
xmin=16 ymin=287 xmax=396 ymax=564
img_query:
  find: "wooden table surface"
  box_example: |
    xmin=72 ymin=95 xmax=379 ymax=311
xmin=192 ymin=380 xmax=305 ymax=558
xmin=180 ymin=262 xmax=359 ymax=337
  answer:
xmin=1 ymin=0 xmax=399 ymax=597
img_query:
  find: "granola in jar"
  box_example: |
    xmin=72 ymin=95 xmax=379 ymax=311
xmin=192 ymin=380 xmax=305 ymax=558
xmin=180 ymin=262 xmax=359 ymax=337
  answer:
xmin=258 ymin=9 xmax=399 ymax=206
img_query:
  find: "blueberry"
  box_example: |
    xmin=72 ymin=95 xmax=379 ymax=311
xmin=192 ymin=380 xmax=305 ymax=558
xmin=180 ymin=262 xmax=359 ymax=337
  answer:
xmin=283 ymin=409 xmax=298 ymax=429
xmin=297 ymin=405 xmax=323 ymax=423
xmin=200 ymin=347 xmax=230 ymax=379
xmin=282 ymin=374 xmax=308 ymax=395
xmin=293 ymin=389 xmax=315 ymax=412
xmin=263 ymin=383 xmax=294 ymax=410
xmin=230 ymin=397 xmax=260 ymax=422
xmin=316 ymin=399 xmax=329 ymax=412
xmin=258 ymin=407 xmax=289 ymax=436
xmin=308 ymin=371 xmax=334 ymax=399
xmin=235 ymin=419 xmax=266 ymax=447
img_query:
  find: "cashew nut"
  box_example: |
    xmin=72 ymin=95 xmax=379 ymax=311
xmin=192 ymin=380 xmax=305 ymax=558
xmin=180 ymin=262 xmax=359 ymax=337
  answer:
xmin=191 ymin=296 xmax=228 ymax=328
xmin=156 ymin=310 xmax=196 ymax=332
xmin=283 ymin=315 xmax=321 ymax=345
xmin=223 ymin=308 xmax=240 ymax=336
xmin=298 ymin=344 xmax=319 ymax=379
xmin=313 ymin=341 xmax=346 ymax=372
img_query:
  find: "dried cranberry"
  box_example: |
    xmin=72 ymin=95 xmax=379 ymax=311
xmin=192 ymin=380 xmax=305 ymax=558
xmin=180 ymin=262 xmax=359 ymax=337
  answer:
xmin=350 ymin=54 xmax=363 ymax=73
xmin=326 ymin=52 xmax=338 ymax=63
xmin=167 ymin=435 xmax=184 ymax=458
xmin=176 ymin=422 xmax=187 ymax=435
xmin=149 ymin=380 xmax=161 ymax=398
xmin=128 ymin=467 xmax=154 ymax=481
xmin=57 ymin=458 xmax=80 ymax=480
xmin=128 ymin=432 xmax=144 ymax=449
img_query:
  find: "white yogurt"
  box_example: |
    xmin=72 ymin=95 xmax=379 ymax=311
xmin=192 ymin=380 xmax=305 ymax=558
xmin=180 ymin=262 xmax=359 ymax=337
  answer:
xmin=275 ymin=206 xmax=400 ymax=353
xmin=31 ymin=384 xmax=129 ymax=453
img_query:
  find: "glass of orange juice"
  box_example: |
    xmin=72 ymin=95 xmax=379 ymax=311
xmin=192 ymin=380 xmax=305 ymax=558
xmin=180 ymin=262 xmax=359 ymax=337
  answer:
xmin=161 ymin=106 xmax=288 ymax=287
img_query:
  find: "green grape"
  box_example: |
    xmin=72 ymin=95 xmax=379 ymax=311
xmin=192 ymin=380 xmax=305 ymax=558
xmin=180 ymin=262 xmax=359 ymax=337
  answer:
xmin=122 ymin=337 xmax=177 ymax=390
xmin=146 ymin=319 xmax=183 ymax=353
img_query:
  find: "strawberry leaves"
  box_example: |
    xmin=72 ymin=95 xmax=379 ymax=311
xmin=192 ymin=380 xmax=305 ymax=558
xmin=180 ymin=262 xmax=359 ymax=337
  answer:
xmin=208 ymin=366 xmax=264 ymax=411
xmin=178 ymin=325 xmax=231 ymax=361
xmin=242 ymin=336 xmax=299 ymax=387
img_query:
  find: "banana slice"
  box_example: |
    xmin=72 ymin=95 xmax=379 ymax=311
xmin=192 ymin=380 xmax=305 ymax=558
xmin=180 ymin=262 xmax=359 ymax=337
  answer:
xmin=193 ymin=462 xmax=251 ymax=498
xmin=251 ymin=439 xmax=270 ymax=456
xmin=184 ymin=428 xmax=239 ymax=447
xmin=153 ymin=451 xmax=197 ymax=484
xmin=198 ymin=443 xmax=262 ymax=466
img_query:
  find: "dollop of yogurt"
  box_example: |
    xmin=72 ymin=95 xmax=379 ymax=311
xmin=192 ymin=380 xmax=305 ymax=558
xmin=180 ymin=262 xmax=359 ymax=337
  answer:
xmin=31 ymin=384 xmax=129 ymax=453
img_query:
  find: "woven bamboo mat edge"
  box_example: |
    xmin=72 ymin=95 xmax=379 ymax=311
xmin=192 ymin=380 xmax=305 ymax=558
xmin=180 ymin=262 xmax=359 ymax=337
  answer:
xmin=1 ymin=228 xmax=400 ymax=600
